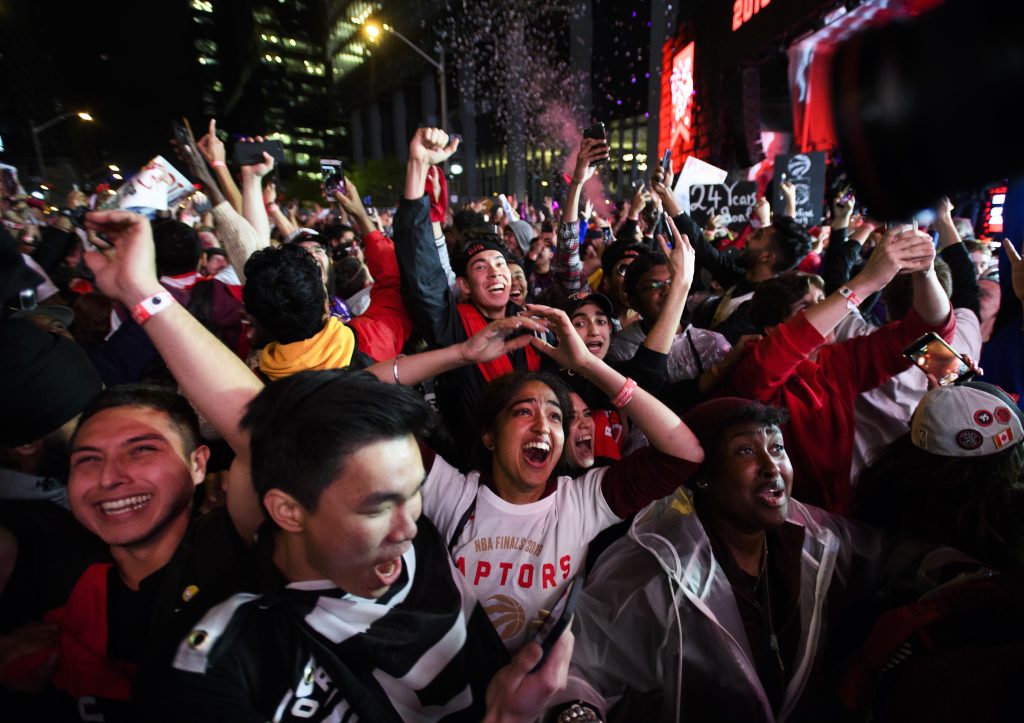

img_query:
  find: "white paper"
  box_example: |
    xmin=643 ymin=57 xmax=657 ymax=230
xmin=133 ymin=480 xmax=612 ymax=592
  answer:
xmin=115 ymin=155 xmax=193 ymax=211
xmin=673 ymin=156 xmax=728 ymax=213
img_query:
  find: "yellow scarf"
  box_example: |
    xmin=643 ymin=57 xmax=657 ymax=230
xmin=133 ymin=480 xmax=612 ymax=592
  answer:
xmin=259 ymin=317 xmax=356 ymax=381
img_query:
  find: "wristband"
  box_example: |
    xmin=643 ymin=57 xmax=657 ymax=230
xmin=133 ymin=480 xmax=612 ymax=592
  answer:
xmin=210 ymin=160 xmax=226 ymax=169
xmin=266 ymin=203 xmax=280 ymax=213
xmin=130 ymin=292 xmax=177 ymax=325
xmin=611 ymin=378 xmax=638 ymax=408
xmin=838 ymin=285 xmax=862 ymax=311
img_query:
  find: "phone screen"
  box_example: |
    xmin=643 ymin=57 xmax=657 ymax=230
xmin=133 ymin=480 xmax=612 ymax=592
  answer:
xmin=320 ymin=159 xmax=345 ymax=196
xmin=530 ymin=573 xmax=584 ymax=673
xmin=661 ymin=149 xmax=672 ymax=172
xmin=903 ymin=333 xmax=974 ymax=386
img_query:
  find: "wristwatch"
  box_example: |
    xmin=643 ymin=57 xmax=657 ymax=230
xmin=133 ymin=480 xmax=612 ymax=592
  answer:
xmin=557 ymin=701 xmax=602 ymax=722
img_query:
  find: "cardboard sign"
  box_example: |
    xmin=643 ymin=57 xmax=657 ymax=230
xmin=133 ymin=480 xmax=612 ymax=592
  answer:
xmin=115 ymin=155 xmax=193 ymax=211
xmin=772 ymin=151 xmax=825 ymax=227
xmin=687 ymin=181 xmax=759 ymax=227
xmin=673 ymin=155 xmax=728 ymax=213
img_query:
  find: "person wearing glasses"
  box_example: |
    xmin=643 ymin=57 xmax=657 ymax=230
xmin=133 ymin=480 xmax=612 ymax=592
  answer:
xmin=606 ymin=246 xmax=735 ymax=394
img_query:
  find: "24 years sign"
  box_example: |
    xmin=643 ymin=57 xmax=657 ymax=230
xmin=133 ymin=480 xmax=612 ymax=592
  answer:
xmin=687 ymin=181 xmax=758 ymax=227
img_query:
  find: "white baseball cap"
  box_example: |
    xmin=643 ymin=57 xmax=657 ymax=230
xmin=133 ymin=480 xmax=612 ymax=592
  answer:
xmin=911 ymin=382 xmax=1024 ymax=457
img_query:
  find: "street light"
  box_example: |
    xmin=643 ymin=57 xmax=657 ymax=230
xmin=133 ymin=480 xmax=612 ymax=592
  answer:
xmin=29 ymin=111 xmax=94 ymax=179
xmin=108 ymin=164 xmax=120 ymax=172
xmin=364 ymin=20 xmax=446 ymax=133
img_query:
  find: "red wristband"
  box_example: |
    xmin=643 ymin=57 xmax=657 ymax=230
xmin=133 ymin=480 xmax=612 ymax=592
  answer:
xmin=611 ymin=378 xmax=638 ymax=408
xmin=210 ymin=160 xmax=226 ymax=169
xmin=130 ymin=292 xmax=177 ymax=325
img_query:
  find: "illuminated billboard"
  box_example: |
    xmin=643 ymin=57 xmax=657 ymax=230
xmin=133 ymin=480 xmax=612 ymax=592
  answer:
xmin=659 ymin=40 xmax=696 ymax=173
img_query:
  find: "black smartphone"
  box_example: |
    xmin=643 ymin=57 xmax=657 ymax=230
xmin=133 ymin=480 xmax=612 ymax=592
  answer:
xmin=233 ymin=139 xmax=285 ymax=166
xmin=530 ymin=572 xmax=585 ymax=673
xmin=661 ymin=148 xmax=672 ymax=172
xmin=362 ymin=195 xmax=373 ymax=206
xmin=902 ymin=332 xmax=976 ymax=386
xmin=320 ymin=159 xmax=345 ymax=196
xmin=582 ymin=123 xmax=609 ymax=167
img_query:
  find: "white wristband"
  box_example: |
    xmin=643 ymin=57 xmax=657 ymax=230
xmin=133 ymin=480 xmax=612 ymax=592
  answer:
xmin=130 ymin=292 xmax=177 ymax=325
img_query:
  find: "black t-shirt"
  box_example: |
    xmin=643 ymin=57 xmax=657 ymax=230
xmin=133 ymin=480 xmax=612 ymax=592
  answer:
xmin=2 ymin=508 xmax=255 ymax=722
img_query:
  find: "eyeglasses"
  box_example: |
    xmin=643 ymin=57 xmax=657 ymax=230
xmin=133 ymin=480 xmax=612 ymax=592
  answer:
xmin=639 ymin=278 xmax=673 ymax=293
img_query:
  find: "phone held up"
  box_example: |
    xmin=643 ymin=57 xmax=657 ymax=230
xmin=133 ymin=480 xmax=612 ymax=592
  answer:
xmin=582 ymin=123 xmax=609 ymax=167
xmin=320 ymin=159 xmax=345 ymax=197
xmin=530 ymin=572 xmax=585 ymax=673
xmin=233 ymin=139 xmax=285 ymax=167
xmin=902 ymin=332 xmax=976 ymax=387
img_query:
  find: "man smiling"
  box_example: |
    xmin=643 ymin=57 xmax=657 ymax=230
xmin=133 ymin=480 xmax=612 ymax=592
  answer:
xmin=396 ymin=129 xmax=544 ymax=462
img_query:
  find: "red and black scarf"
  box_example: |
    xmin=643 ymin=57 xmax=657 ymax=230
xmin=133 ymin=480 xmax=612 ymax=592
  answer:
xmin=456 ymin=303 xmax=541 ymax=382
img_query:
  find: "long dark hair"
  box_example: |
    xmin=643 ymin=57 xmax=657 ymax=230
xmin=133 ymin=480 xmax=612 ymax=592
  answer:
xmin=471 ymin=370 xmax=573 ymax=472
xmin=854 ymin=434 xmax=1024 ymax=572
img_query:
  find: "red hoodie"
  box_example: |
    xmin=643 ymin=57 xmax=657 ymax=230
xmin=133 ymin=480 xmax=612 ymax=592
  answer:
xmin=729 ymin=305 xmax=955 ymax=514
xmin=347 ymin=230 xmax=413 ymax=362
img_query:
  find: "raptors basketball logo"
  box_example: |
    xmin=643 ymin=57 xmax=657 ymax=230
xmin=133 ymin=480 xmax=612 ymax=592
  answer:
xmin=483 ymin=594 xmax=526 ymax=640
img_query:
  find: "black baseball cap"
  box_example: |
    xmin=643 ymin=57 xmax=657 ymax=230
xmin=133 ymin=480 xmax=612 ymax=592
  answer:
xmin=601 ymin=242 xmax=645 ymax=278
xmin=454 ymin=238 xmax=508 ymax=277
xmin=562 ymin=291 xmax=615 ymax=319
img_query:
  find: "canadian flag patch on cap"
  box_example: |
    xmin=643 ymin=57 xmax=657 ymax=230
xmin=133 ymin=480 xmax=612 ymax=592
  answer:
xmin=993 ymin=427 xmax=1016 ymax=449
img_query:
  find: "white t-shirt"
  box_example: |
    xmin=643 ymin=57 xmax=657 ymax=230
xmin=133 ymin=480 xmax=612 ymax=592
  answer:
xmin=423 ymin=454 xmax=619 ymax=651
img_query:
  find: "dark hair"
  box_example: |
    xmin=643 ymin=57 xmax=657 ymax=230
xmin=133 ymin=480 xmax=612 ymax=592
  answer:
xmin=333 ymin=256 xmax=371 ymax=299
xmin=152 ymin=220 xmax=202 ymax=277
xmin=454 ymin=209 xmax=487 ymax=234
xmin=73 ymin=384 xmax=200 ymax=453
xmin=458 ymin=226 xmax=503 ymax=249
xmin=963 ymin=239 xmax=989 ymax=255
xmin=855 ymin=433 xmax=1024 ymax=571
xmin=70 ymin=292 xmax=112 ymax=348
xmin=240 ymin=370 xmax=430 ymax=513
xmin=881 ymin=256 xmax=952 ymax=321
xmin=541 ymin=221 xmax=554 ymax=234
xmin=243 ymin=245 xmax=326 ymax=344
xmin=322 ymin=223 xmax=355 ymax=244
xmin=689 ymin=402 xmax=790 ymax=490
xmin=472 ymin=371 xmax=573 ymax=470
xmin=623 ymin=250 xmax=668 ymax=300
xmin=748 ymin=270 xmax=825 ymax=331
xmin=766 ymin=216 xmax=814 ymax=272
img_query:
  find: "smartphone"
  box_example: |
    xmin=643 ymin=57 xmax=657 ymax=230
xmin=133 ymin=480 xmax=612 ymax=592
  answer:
xmin=362 ymin=195 xmax=373 ymax=206
xmin=582 ymin=123 xmax=609 ymax=167
xmin=902 ymin=332 xmax=976 ymax=386
xmin=661 ymin=148 xmax=672 ymax=172
xmin=530 ymin=573 xmax=585 ymax=673
xmin=233 ymin=139 xmax=285 ymax=166
xmin=320 ymin=159 xmax=345 ymax=196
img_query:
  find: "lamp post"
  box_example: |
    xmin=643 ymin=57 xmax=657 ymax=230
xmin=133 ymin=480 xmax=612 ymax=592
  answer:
xmin=365 ymin=22 xmax=446 ymax=132
xmin=29 ymin=111 xmax=94 ymax=180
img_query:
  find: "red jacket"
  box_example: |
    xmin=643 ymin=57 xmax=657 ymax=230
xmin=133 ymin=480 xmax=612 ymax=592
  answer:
xmin=347 ymin=230 xmax=413 ymax=362
xmin=728 ymin=306 xmax=956 ymax=514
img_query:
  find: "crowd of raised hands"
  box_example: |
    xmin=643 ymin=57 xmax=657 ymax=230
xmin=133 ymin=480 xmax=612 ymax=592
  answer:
xmin=2 ymin=117 xmax=1023 ymax=723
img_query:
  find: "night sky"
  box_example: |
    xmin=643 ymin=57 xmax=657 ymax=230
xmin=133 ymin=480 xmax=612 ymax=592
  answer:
xmin=0 ymin=1 xmax=202 ymax=184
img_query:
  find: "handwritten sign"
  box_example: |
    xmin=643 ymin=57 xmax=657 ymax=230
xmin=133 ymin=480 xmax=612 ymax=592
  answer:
xmin=688 ymin=181 xmax=758 ymax=227
xmin=772 ymin=151 xmax=825 ymax=227
xmin=673 ymin=155 xmax=728 ymax=213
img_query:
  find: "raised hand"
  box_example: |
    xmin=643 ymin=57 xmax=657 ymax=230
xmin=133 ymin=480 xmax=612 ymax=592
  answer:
xmin=263 ymin=181 xmax=277 ymax=206
xmin=196 ymin=118 xmax=227 ymax=167
xmin=650 ymin=162 xmax=674 ymax=199
xmin=571 ymin=137 xmax=609 ymax=184
xmin=238 ymin=136 xmax=275 ymax=179
xmin=659 ymin=218 xmax=695 ymax=289
xmin=524 ymin=304 xmax=594 ymax=371
xmin=857 ymin=227 xmax=936 ymax=292
xmin=82 ymin=210 xmax=163 ymax=306
xmin=460 ymin=316 xmax=550 ymax=366
xmin=409 ymin=127 xmax=460 ymax=166
xmin=753 ymin=195 xmax=771 ymax=227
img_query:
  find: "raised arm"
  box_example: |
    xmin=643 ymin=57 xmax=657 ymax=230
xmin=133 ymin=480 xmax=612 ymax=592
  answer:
xmin=239 ymin=150 xmax=274 ymax=244
xmin=83 ymin=210 xmax=265 ymax=540
xmin=641 ymin=220 xmax=695 ymax=354
xmin=396 ymin=129 xmax=463 ymax=349
xmin=196 ymin=119 xmax=242 ymax=213
xmin=934 ymin=197 xmax=981 ymax=319
xmin=804 ymin=227 xmax=938 ymax=337
xmin=526 ymin=304 xmax=703 ymax=464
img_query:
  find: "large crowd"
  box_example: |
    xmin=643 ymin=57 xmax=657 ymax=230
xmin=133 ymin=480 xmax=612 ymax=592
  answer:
xmin=1 ymin=115 xmax=1023 ymax=723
